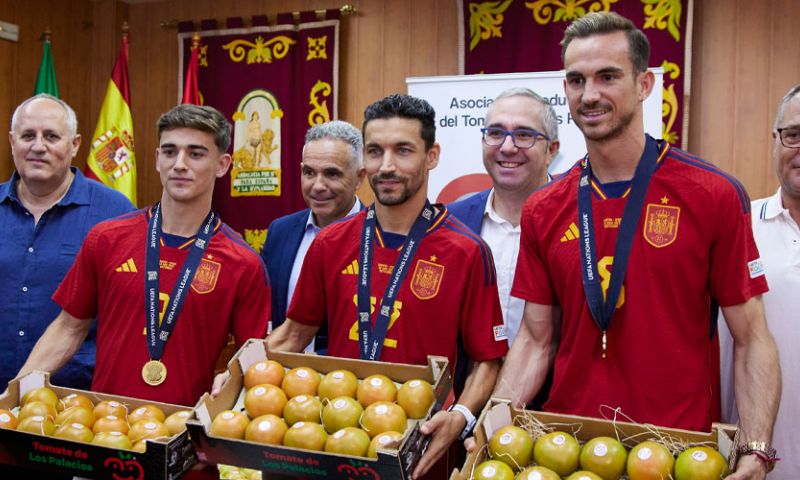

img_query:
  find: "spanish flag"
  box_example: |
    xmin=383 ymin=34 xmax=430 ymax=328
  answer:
xmin=85 ymin=34 xmax=137 ymax=205
xmin=181 ymin=33 xmax=201 ymax=105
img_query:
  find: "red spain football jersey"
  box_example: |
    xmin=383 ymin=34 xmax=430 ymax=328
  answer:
xmin=288 ymin=207 xmax=508 ymax=369
xmin=512 ymin=138 xmax=768 ymax=431
xmin=54 ymin=208 xmax=270 ymax=406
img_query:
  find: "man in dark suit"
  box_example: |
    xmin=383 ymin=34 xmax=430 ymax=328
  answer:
xmin=449 ymin=87 xmax=559 ymax=345
xmin=261 ymin=120 xmax=365 ymax=351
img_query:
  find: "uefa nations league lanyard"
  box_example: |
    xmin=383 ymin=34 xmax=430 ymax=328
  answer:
xmin=144 ymin=203 xmax=216 ymax=375
xmin=577 ymin=140 xmax=659 ymax=358
xmin=357 ymin=202 xmax=434 ymax=361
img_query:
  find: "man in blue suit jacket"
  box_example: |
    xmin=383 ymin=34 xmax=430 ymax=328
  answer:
xmin=261 ymin=121 xmax=365 ymax=351
xmin=449 ymin=88 xmax=559 ymax=345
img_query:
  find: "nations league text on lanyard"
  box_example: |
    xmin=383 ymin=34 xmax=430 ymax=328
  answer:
xmin=143 ymin=202 xmax=216 ymax=385
xmin=357 ymin=202 xmax=434 ymax=361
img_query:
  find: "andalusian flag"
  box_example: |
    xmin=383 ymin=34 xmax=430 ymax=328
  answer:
xmin=85 ymin=35 xmax=137 ymax=205
xmin=34 ymin=38 xmax=59 ymax=97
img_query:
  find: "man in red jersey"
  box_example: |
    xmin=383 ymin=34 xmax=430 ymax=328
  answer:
xmin=18 ymin=105 xmax=269 ymax=406
xmin=494 ymin=12 xmax=780 ymax=478
xmin=268 ymin=94 xmax=508 ymax=479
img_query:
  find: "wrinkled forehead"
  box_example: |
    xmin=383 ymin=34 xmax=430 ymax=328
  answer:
xmin=564 ymin=31 xmax=634 ymax=73
xmin=14 ymin=99 xmax=70 ymax=131
xmin=364 ymin=117 xmax=424 ymax=146
xmin=485 ymin=96 xmax=544 ymax=129
xmin=780 ymin=94 xmax=800 ymax=127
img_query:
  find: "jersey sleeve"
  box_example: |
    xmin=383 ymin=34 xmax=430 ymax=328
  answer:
xmin=286 ymin=232 xmax=327 ymax=327
xmin=511 ymin=198 xmax=557 ymax=304
xmin=52 ymin=225 xmax=102 ymax=320
xmin=709 ymin=181 xmax=769 ymax=306
xmin=460 ymin=241 xmax=508 ymax=361
xmin=231 ymin=253 xmax=271 ymax=347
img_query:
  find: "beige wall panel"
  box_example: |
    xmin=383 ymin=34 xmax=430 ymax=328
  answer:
xmin=0 ymin=1 xmax=18 ymax=181
xmin=733 ymin=1 xmax=772 ymax=200
xmin=688 ymin=0 xmax=735 ymax=173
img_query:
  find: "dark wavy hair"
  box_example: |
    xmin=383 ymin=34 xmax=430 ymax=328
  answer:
xmin=362 ymin=94 xmax=436 ymax=150
xmin=157 ymin=104 xmax=232 ymax=152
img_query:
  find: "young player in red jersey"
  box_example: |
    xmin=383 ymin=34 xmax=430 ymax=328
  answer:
xmin=267 ymin=94 xmax=508 ymax=479
xmin=493 ymin=12 xmax=780 ymax=479
xmin=18 ymin=105 xmax=269 ymax=406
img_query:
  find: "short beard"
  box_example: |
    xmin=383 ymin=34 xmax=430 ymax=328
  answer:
xmin=370 ymin=173 xmax=412 ymax=206
xmin=577 ymin=104 xmax=636 ymax=143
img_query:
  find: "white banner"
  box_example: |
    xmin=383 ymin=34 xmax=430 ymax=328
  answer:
xmin=407 ymin=70 xmax=663 ymax=203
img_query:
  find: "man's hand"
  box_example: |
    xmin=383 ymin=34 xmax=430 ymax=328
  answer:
xmin=411 ymin=410 xmax=466 ymax=479
xmin=211 ymin=371 xmax=231 ymax=397
xmin=464 ymin=435 xmax=477 ymax=453
xmin=725 ymin=454 xmax=768 ymax=480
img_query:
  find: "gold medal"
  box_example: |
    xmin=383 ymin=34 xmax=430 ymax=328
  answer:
xmin=142 ymin=360 xmax=167 ymax=386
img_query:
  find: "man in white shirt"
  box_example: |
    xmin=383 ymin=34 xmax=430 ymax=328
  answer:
xmin=720 ymin=83 xmax=800 ymax=478
xmin=261 ymin=121 xmax=365 ymax=352
xmin=448 ymin=88 xmax=560 ymax=344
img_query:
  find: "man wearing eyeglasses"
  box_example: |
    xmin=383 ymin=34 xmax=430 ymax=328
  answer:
xmin=719 ymin=84 xmax=800 ymax=479
xmin=449 ymin=88 xmax=559 ymax=346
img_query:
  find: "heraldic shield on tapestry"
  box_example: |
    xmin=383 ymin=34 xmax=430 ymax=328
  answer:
xmin=177 ymin=14 xmax=339 ymax=253
xmin=231 ymin=90 xmax=282 ymax=197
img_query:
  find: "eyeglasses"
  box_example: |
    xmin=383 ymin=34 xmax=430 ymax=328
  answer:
xmin=481 ymin=127 xmax=548 ymax=149
xmin=777 ymin=127 xmax=800 ymax=148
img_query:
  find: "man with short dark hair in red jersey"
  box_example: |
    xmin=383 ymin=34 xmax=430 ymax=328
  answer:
xmin=494 ymin=12 xmax=780 ymax=479
xmin=18 ymin=104 xmax=270 ymax=406
xmin=267 ymin=94 xmax=508 ymax=479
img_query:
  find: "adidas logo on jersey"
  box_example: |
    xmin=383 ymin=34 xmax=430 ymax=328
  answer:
xmin=560 ymin=223 xmax=579 ymax=242
xmin=115 ymin=258 xmax=138 ymax=272
xmin=341 ymin=259 xmax=358 ymax=275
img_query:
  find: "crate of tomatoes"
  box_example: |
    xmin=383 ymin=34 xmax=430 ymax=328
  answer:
xmin=451 ymin=398 xmax=739 ymax=480
xmin=0 ymin=371 xmax=196 ymax=479
xmin=187 ymin=339 xmax=452 ymax=480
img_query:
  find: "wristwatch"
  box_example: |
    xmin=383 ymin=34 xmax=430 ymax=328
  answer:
xmin=448 ymin=404 xmax=477 ymax=441
xmin=737 ymin=441 xmax=778 ymax=472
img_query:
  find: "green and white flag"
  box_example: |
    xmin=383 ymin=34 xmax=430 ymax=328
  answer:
xmin=34 ymin=39 xmax=59 ymax=97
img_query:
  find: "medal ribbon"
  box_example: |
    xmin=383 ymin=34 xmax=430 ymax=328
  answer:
xmin=357 ymin=201 xmax=434 ymax=360
xmin=577 ymin=140 xmax=661 ymax=337
xmin=145 ymin=202 xmax=216 ymax=362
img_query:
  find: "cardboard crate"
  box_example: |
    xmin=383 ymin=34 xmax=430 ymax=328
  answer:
xmin=0 ymin=371 xmax=197 ymax=479
xmin=187 ymin=339 xmax=452 ymax=480
xmin=451 ymin=398 xmax=739 ymax=480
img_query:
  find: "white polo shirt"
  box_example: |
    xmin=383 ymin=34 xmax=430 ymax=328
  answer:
xmin=719 ymin=188 xmax=800 ymax=480
xmin=481 ymin=189 xmax=524 ymax=345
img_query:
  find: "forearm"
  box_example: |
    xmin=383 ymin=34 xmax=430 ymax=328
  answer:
xmin=724 ymin=298 xmax=781 ymax=443
xmin=495 ymin=333 xmax=550 ymax=407
xmin=456 ymin=359 xmax=502 ymax=414
xmin=266 ymin=318 xmax=317 ymax=353
xmin=733 ymin=326 xmax=780 ymax=442
xmin=18 ymin=311 xmax=91 ymax=378
xmin=494 ymin=303 xmax=555 ymax=407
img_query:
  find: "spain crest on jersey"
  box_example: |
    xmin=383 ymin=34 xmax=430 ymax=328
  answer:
xmin=643 ymin=204 xmax=680 ymax=248
xmin=410 ymin=259 xmax=444 ymax=300
xmin=191 ymin=258 xmax=221 ymax=294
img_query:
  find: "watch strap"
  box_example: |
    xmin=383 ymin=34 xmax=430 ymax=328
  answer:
xmin=448 ymin=403 xmax=477 ymax=441
xmin=737 ymin=441 xmax=778 ymax=472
